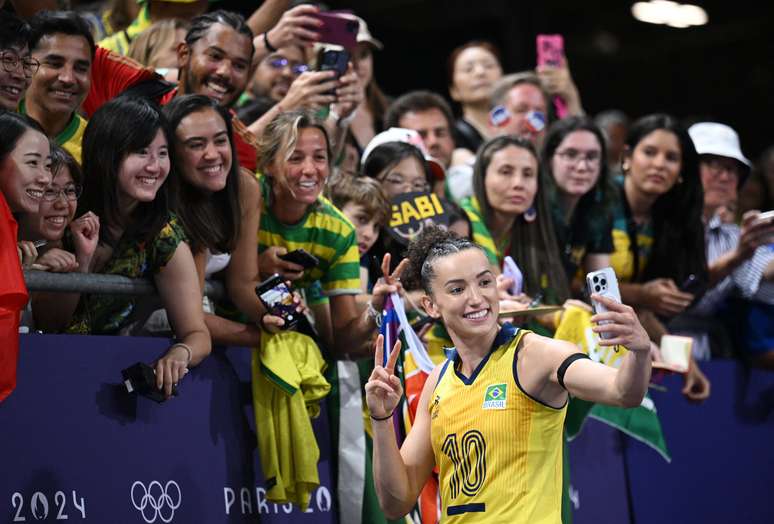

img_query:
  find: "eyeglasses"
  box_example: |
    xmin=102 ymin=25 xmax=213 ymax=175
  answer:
xmin=42 ymin=185 xmax=82 ymax=202
xmin=555 ymin=149 xmax=601 ymax=167
xmin=267 ymin=57 xmax=309 ymax=76
xmin=702 ymin=157 xmax=740 ymax=178
xmin=1 ymin=51 xmax=40 ymax=78
xmin=382 ymin=176 xmax=429 ymax=193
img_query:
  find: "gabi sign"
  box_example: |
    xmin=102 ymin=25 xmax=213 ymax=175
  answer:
xmin=387 ymin=191 xmax=450 ymax=245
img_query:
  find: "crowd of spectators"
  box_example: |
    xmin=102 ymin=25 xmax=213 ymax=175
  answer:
xmin=2 ymin=0 xmax=774 ymax=519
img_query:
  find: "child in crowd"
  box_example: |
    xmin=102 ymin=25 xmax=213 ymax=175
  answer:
xmin=328 ymin=176 xmax=390 ymax=294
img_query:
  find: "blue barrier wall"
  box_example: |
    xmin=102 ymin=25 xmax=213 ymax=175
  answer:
xmin=2 ymin=335 xmax=773 ymax=523
xmin=0 ymin=335 xmax=336 ymax=523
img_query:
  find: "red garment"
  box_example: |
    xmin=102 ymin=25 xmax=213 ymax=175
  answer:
xmin=0 ymin=194 xmax=28 ymax=403
xmin=83 ymin=47 xmax=259 ymax=171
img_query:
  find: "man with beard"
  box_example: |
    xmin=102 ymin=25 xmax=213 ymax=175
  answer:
xmin=83 ymin=10 xmax=261 ymax=171
xmin=22 ymin=11 xmax=94 ymax=165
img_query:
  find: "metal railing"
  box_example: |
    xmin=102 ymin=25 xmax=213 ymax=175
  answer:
xmin=23 ymin=270 xmax=226 ymax=300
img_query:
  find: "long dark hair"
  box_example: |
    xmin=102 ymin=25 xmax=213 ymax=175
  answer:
xmin=164 ymin=94 xmax=241 ymax=254
xmin=624 ymin=113 xmax=707 ymax=285
xmin=78 ymin=96 xmax=172 ymax=247
xmin=541 ymin=115 xmax=615 ymax=229
xmin=472 ymin=135 xmax=569 ymax=302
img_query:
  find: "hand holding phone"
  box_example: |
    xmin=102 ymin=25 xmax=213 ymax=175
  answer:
xmin=536 ymin=33 xmax=569 ymax=118
xmin=279 ymin=248 xmax=319 ymax=269
xmin=256 ymin=274 xmax=299 ymax=329
xmin=586 ymin=267 xmax=621 ymax=340
xmin=752 ymin=210 xmax=774 ymax=244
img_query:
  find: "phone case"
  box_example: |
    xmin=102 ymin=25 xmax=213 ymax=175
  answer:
xmin=537 ymin=34 xmax=564 ymax=67
xmin=255 ymin=274 xmax=297 ymax=328
xmin=586 ymin=267 xmax=621 ymax=340
xmin=311 ymin=12 xmax=359 ymax=49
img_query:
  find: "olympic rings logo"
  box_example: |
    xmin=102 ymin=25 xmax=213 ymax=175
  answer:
xmin=130 ymin=480 xmax=182 ymax=523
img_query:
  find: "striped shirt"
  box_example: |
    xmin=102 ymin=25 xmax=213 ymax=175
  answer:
xmin=693 ymin=214 xmax=774 ymax=314
xmin=258 ymin=176 xmax=361 ymax=297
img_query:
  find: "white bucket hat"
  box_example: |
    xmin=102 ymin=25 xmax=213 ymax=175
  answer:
xmin=688 ymin=122 xmax=751 ymax=168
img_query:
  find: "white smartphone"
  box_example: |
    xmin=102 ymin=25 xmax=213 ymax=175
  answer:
xmin=754 ymin=210 xmax=774 ymax=244
xmin=586 ymin=267 xmax=621 ymax=340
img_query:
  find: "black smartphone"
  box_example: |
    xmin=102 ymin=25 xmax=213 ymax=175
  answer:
xmin=255 ymin=274 xmax=298 ymax=329
xmin=317 ymin=48 xmax=350 ymax=94
xmin=279 ymin=248 xmax=319 ymax=269
xmin=679 ymin=274 xmax=706 ymax=297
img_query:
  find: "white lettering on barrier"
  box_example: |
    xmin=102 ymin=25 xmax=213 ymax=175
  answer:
xmin=130 ymin=481 xmax=181 ymax=523
xmin=222 ymin=486 xmax=332 ymax=515
xmin=239 ymin=487 xmax=252 ymax=515
xmin=11 ymin=490 xmax=87 ymax=521
xmin=255 ymin=488 xmax=269 ymax=514
xmin=223 ymin=488 xmax=234 ymax=515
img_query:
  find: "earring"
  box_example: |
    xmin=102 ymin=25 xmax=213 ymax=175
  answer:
xmin=523 ymin=206 xmax=537 ymax=223
xmin=677 ymin=176 xmax=684 ymax=184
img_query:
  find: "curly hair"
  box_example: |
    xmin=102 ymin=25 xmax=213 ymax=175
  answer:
xmin=405 ymin=226 xmax=484 ymax=294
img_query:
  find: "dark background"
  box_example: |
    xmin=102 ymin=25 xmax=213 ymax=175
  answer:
xmin=223 ymin=0 xmax=772 ymax=163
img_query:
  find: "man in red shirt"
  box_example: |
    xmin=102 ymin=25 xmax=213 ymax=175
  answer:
xmin=83 ymin=10 xmax=260 ymax=171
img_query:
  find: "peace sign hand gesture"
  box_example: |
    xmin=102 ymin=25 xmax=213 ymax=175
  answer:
xmin=365 ymin=334 xmax=403 ymax=420
xmin=370 ymin=253 xmax=409 ymax=311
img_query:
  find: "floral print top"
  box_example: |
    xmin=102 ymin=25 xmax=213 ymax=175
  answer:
xmin=66 ymin=214 xmax=187 ymax=335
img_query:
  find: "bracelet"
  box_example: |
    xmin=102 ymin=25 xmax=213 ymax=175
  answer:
xmin=366 ymin=300 xmax=383 ymax=328
xmin=370 ymin=410 xmax=394 ymax=421
xmin=170 ymin=342 xmax=192 ymax=365
xmin=263 ymin=31 xmax=277 ymax=53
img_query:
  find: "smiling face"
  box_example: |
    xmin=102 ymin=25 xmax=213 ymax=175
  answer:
xmin=423 ymin=248 xmax=499 ymax=339
xmin=625 ymin=129 xmax=682 ymax=197
xmin=273 ymin=127 xmax=329 ymax=206
xmin=116 ymin=129 xmax=170 ymax=210
xmin=27 ymin=32 xmax=92 ymax=119
xmin=551 ymin=130 xmax=603 ymax=198
xmin=0 ymin=45 xmax=33 ymax=110
xmin=484 ymin=144 xmax=538 ymax=217
xmin=179 ymin=22 xmax=252 ymax=107
xmin=450 ymin=46 xmax=502 ymax=106
xmin=0 ymin=129 xmax=52 ymax=213
xmin=35 ymin=165 xmax=77 ymax=240
xmin=250 ymin=46 xmax=306 ymax=101
xmin=174 ymin=107 xmax=232 ymax=193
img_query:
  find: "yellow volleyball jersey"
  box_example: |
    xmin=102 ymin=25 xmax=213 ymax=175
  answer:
xmin=429 ymin=324 xmax=567 ymax=523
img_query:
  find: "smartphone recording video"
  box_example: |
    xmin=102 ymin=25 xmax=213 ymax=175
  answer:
xmin=256 ymin=274 xmax=298 ymax=329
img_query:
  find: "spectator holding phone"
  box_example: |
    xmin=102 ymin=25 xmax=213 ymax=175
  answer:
xmin=257 ymin=109 xmax=403 ymax=357
xmin=162 ymin=94 xmax=282 ymax=346
xmin=541 ymin=116 xmax=616 ymax=288
xmin=611 ymin=114 xmax=710 ymax=400
xmin=671 ymin=122 xmax=774 ymax=367
xmin=61 ymin=97 xmax=210 ymax=398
